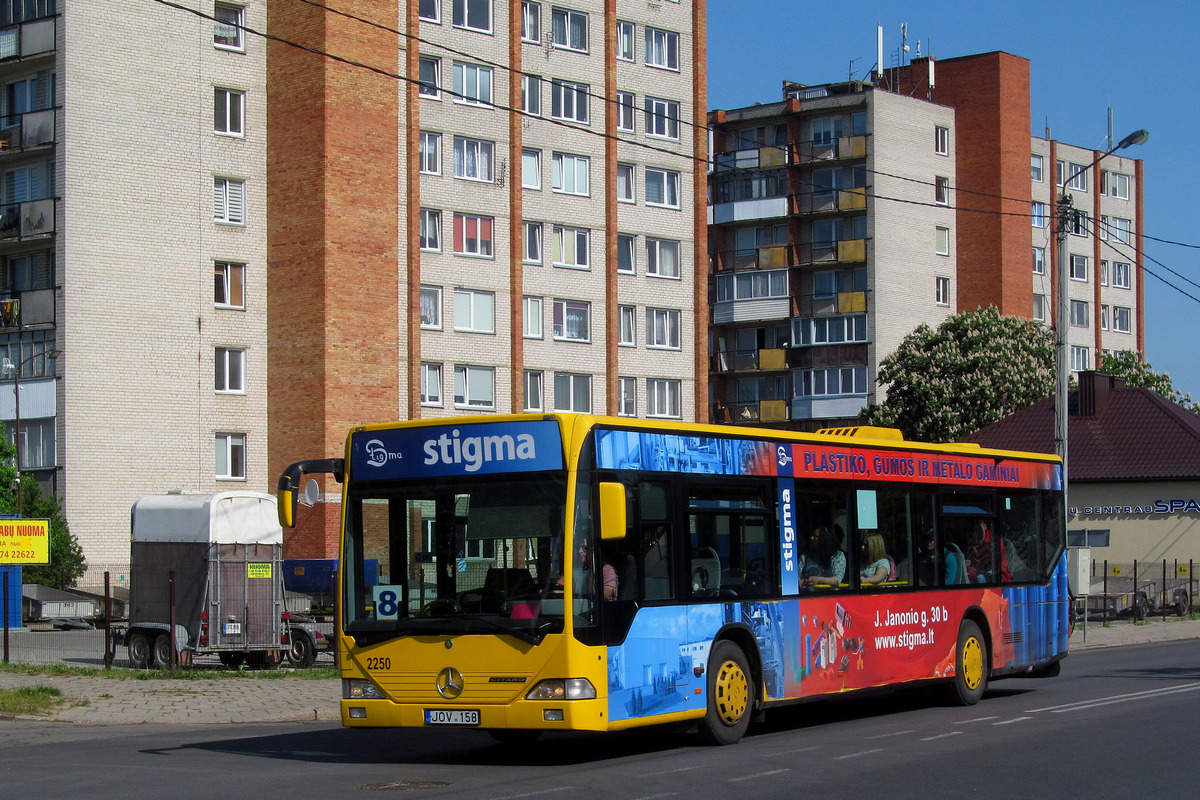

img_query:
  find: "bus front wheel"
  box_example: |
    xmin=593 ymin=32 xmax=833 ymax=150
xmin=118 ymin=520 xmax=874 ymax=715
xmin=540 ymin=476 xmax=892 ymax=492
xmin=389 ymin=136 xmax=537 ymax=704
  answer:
xmin=947 ymin=620 xmax=988 ymax=705
xmin=699 ymin=640 xmax=752 ymax=745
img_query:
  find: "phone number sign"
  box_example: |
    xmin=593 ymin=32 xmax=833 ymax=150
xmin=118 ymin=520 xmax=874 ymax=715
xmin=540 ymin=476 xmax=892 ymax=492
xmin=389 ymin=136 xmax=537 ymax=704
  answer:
xmin=0 ymin=519 xmax=50 ymax=565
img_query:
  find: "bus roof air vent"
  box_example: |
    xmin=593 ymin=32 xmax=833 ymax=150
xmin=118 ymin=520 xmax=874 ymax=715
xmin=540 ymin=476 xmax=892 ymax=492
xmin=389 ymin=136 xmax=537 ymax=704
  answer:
xmin=814 ymin=425 xmax=904 ymax=441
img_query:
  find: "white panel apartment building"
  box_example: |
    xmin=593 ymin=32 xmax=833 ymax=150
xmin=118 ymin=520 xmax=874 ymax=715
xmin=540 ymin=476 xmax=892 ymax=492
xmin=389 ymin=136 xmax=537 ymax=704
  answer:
xmin=0 ymin=1 xmax=269 ymax=569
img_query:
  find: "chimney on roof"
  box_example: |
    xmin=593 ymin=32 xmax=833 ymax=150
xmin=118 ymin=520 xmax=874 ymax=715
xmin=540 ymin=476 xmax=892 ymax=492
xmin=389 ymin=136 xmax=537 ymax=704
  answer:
xmin=1076 ymin=371 xmax=1126 ymax=418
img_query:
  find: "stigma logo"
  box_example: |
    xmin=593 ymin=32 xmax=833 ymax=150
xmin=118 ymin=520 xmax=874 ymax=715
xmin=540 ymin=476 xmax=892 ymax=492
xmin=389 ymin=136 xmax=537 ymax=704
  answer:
xmin=365 ymin=439 xmax=402 ymax=468
xmin=777 ymin=445 xmax=793 ymax=468
xmin=423 ymin=428 xmax=538 ymax=473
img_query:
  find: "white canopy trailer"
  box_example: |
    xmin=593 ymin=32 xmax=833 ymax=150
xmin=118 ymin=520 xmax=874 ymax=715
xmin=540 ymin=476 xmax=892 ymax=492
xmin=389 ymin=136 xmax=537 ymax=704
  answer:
xmin=125 ymin=492 xmax=317 ymax=668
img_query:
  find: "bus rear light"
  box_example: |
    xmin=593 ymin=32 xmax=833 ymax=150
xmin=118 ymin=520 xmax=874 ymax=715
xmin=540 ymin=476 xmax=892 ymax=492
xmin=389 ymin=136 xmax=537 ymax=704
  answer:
xmin=526 ymin=678 xmax=596 ymax=701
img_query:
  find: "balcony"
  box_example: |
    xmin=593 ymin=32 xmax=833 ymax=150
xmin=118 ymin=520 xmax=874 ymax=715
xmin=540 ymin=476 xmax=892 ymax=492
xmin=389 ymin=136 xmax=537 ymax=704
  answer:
xmin=710 ymin=195 xmax=788 ymax=225
xmin=789 ymin=238 xmax=866 ymax=267
xmin=711 ymin=347 xmax=788 ymax=375
xmin=0 ymin=108 xmax=54 ymax=153
xmin=0 ymin=198 xmax=55 ymax=241
xmin=713 ymin=244 xmax=789 ymax=273
xmin=791 ymin=135 xmax=868 ymax=164
xmin=0 ymin=289 xmax=54 ymax=329
xmin=712 ymin=400 xmax=790 ymax=425
xmin=793 ymin=291 xmax=868 ymax=317
xmin=0 ymin=17 xmax=55 ymax=61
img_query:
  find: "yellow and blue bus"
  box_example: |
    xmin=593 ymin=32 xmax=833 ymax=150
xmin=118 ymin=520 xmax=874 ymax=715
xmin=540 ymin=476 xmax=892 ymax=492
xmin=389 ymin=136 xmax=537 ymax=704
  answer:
xmin=278 ymin=413 xmax=1067 ymax=745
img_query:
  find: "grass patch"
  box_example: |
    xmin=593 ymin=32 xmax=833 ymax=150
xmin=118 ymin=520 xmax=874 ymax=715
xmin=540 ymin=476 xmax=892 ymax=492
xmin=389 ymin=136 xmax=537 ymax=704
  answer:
xmin=0 ymin=685 xmax=65 ymax=716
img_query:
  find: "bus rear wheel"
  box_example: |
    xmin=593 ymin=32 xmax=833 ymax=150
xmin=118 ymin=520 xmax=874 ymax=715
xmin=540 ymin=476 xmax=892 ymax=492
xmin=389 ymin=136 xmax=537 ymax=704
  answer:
xmin=947 ymin=620 xmax=988 ymax=705
xmin=699 ymin=640 xmax=752 ymax=745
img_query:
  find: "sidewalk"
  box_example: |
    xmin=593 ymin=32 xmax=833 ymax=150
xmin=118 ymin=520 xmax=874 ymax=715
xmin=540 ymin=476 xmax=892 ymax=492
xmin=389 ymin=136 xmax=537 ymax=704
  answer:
xmin=1 ymin=617 xmax=1197 ymax=726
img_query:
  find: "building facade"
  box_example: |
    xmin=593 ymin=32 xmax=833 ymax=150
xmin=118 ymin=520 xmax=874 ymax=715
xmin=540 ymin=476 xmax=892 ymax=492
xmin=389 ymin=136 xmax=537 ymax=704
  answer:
xmin=268 ymin=0 xmax=707 ymax=557
xmin=0 ymin=1 xmax=270 ymax=570
xmin=708 ymin=51 xmax=1144 ymax=431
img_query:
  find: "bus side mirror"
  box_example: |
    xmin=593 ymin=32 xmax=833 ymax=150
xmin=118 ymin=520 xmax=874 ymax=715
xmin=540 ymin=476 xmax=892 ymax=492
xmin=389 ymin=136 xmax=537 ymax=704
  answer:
xmin=599 ymin=482 xmax=626 ymax=541
xmin=276 ymin=458 xmax=345 ymax=528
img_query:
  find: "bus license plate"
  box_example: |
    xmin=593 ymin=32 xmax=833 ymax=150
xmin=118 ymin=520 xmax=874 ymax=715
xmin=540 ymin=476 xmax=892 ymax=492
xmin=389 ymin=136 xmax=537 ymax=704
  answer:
xmin=425 ymin=709 xmax=480 ymax=726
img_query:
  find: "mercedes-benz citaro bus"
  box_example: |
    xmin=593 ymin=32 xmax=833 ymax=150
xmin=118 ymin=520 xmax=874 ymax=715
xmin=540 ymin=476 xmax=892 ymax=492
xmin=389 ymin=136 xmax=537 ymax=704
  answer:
xmin=277 ymin=413 xmax=1067 ymax=745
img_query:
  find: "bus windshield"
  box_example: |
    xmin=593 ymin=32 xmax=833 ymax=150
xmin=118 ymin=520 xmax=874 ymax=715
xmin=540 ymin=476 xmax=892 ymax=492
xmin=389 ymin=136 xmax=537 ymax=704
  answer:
xmin=341 ymin=472 xmax=569 ymax=644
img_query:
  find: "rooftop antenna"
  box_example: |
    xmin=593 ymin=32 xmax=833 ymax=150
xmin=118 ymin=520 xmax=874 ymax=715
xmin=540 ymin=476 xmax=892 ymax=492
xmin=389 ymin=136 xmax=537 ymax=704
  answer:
xmin=848 ymin=56 xmax=860 ymax=84
xmin=915 ymin=40 xmax=921 ymax=58
xmin=1107 ymin=107 xmax=1114 ymax=151
xmin=1045 ymin=116 xmax=1051 ymax=140
xmin=900 ymin=22 xmax=909 ymax=65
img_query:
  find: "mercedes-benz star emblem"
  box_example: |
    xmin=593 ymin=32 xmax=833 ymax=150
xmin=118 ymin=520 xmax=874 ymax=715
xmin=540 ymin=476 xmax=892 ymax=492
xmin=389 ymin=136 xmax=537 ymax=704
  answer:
xmin=436 ymin=667 xmax=465 ymax=699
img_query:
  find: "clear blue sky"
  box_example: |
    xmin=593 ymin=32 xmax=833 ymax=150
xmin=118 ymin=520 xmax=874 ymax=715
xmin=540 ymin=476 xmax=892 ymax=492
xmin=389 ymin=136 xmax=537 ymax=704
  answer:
xmin=707 ymin=0 xmax=1200 ymax=400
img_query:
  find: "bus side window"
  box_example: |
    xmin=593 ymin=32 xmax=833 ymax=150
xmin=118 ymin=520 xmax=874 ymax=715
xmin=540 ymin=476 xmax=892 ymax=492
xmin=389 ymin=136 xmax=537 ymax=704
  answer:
xmin=642 ymin=524 xmax=673 ymax=600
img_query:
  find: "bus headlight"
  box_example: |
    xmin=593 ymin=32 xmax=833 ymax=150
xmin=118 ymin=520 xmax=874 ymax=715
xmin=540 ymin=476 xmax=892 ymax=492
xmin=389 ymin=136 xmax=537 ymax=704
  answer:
xmin=343 ymin=679 xmax=386 ymax=700
xmin=526 ymin=678 xmax=596 ymax=700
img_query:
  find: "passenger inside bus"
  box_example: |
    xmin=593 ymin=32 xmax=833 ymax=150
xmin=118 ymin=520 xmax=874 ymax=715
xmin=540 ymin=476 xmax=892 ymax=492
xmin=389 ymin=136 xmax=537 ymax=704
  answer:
xmin=858 ymin=532 xmax=893 ymax=585
xmin=917 ymin=528 xmax=960 ymax=585
xmin=801 ymin=525 xmax=846 ymax=589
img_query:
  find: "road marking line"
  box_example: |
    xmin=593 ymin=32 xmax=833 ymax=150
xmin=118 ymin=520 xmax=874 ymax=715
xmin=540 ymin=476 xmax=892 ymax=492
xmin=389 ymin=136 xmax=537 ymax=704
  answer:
xmin=993 ymin=716 xmax=1032 ymax=725
xmin=921 ymin=731 xmax=964 ymax=741
xmin=640 ymin=766 xmax=695 ymax=777
xmin=955 ymin=716 xmax=999 ymax=724
xmin=491 ymin=788 xmax=577 ymax=800
xmin=729 ymin=769 xmax=791 ymax=782
xmin=835 ymin=748 xmax=884 ymax=760
xmin=866 ymin=729 xmax=915 ymax=740
xmin=1027 ymin=682 xmax=1200 ymax=714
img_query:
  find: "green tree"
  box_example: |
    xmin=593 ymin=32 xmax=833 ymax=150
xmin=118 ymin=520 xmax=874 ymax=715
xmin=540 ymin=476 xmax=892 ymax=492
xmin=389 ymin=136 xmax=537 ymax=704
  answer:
xmin=861 ymin=307 xmax=1056 ymax=443
xmin=1098 ymin=350 xmax=1200 ymax=414
xmin=0 ymin=439 xmax=85 ymax=589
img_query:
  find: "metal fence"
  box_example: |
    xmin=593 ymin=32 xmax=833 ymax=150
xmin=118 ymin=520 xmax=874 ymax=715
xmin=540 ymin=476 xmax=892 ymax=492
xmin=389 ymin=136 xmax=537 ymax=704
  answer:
xmin=1078 ymin=559 xmax=1199 ymax=623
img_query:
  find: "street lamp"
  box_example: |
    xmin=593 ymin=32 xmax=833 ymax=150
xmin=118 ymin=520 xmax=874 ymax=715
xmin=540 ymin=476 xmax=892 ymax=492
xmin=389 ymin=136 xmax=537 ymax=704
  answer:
xmin=1 ymin=348 xmax=60 ymax=517
xmin=1055 ymin=129 xmax=1148 ymax=502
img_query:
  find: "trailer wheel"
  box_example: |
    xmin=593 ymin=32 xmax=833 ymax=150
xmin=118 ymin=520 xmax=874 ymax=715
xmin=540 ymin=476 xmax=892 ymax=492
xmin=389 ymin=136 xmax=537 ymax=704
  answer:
xmin=152 ymin=634 xmax=173 ymax=670
xmin=946 ymin=620 xmax=988 ymax=706
xmin=288 ymin=630 xmax=317 ymax=669
xmin=1174 ymin=591 xmax=1189 ymax=618
xmin=127 ymin=632 xmax=151 ymax=670
xmin=698 ymin=640 xmax=753 ymax=745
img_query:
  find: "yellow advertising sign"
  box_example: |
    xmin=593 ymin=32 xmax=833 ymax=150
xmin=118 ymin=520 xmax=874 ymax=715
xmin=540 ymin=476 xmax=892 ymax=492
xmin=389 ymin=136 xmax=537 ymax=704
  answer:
xmin=247 ymin=563 xmax=273 ymax=579
xmin=0 ymin=519 xmax=51 ymax=565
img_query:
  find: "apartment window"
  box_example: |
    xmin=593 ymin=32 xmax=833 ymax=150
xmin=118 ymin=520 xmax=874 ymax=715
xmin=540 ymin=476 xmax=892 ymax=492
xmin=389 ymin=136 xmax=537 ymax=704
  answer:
xmin=553 ymin=225 xmax=589 ymax=268
xmin=453 ymin=138 xmax=495 ymax=179
xmin=420 ymin=285 xmax=442 ymax=329
xmin=214 ymin=262 xmax=245 ymax=309
xmin=213 ymin=177 xmax=245 ymax=224
xmin=1058 ymin=160 xmax=1087 ymax=191
xmin=419 ymin=131 xmax=441 ymax=174
xmin=453 ymin=213 xmax=494 ymax=256
xmin=523 ymin=220 xmax=542 ymax=263
xmin=419 ymin=208 xmax=441 ymax=251
xmin=645 ymin=238 xmax=680 ymax=278
xmin=1070 ymin=211 xmax=1089 ymax=237
xmin=1033 ymin=246 xmax=1045 ymax=275
xmin=1031 ymin=201 xmax=1048 ymax=228
xmin=1033 ymin=293 xmax=1045 ymax=322
xmin=935 ymin=125 xmax=949 ymax=155
xmin=420 ymin=0 xmax=440 ymax=23
xmin=1100 ymin=304 xmax=1109 ymax=331
xmin=454 ymin=365 xmax=495 ymax=409
xmin=454 ymin=288 xmax=495 ymax=333
xmin=554 ymin=372 xmax=591 ymax=412
xmin=552 ymin=298 xmax=590 ymax=341
xmin=793 ymin=314 xmax=867 ymax=346
xmin=1031 ymin=154 xmax=1044 ymax=182
xmin=617 ymin=234 xmax=635 ymax=274
xmin=214 ymin=88 xmax=244 ymax=136
xmin=799 ymin=366 xmax=867 ymax=398
xmin=935 ymin=226 xmax=950 ymax=256
xmin=811 ymin=117 xmax=842 ymax=146
xmin=1112 ymin=261 xmax=1131 ymax=289
xmin=616 ymin=91 xmax=635 ymax=132
xmin=645 ymin=27 xmax=678 ymax=70
xmin=616 ymin=163 xmax=635 ymax=202
xmin=1098 ymin=214 xmax=1109 ymax=241
xmin=616 ymin=20 xmax=634 ymax=61
xmin=647 ymin=308 xmax=680 ymax=349
xmin=214 ymin=3 xmax=244 ymax=51
xmin=453 ymin=62 xmax=493 ymax=106
xmin=521 ymin=74 xmax=541 ymax=115
xmin=524 ymin=296 xmax=543 ymax=338
xmin=645 ymin=167 xmax=680 ymax=208
xmin=525 ymin=371 xmax=544 ymax=412
xmin=1070 ymin=254 xmax=1088 ymax=281
xmin=1103 ymin=171 xmax=1131 ymax=199
xmin=421 ymin=362 xmax=443 ymax=405
xmin=715 ymin=270 xmax=787 ymax=301
xmin=935 ymin=276 xmax=950 ymax=306
xmin=618 ymin=377 xmax=636 ymax=417
xmin=521 ymin=1 xmax=539 ymax=41
xmin=552 ymin=7 xmax=587 ymax=52
xmin=1111 ymin=217 xmax=1132 ymax=244
xmin=618 ymin=305 xmax=635 ymax=346
xmin=452 ymin=0 xmax=491 ymax=32
xmin=1070 ymin=299 xmax=1089 ymax=328
xmin=215 ymin=433 xmax=246 ymax=480
xmin=1071 ymin=345 xmax=1090 ymax=372
xmin=516 ymin=149 xmax=539 ymax=189
xmin=1100 ymin=260 xmax=1109 ymax=286
xmin=215 ymin=347 xmax=246 ymax=393
xmin=551 ymin=79 xmax=588 ymax=123
xmin=1113 ymin=306 xmax=1132 ymax=333
xmin=418 ymin=57 xmax=440 ymax=98
xmin=552 ymin=152 xmax=589 ymax=195
xmin=935 ymin=175 xmax=949 ymax=205
xmin=647 ymin=379 xmax=681 ymax=419
xmin=645 ymin=96 xmax=679 ymax=139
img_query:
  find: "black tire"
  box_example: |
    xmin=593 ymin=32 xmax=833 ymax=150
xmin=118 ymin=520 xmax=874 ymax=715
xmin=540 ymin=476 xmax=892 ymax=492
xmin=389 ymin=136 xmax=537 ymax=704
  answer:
xmin=1174 ymin=591 xmax=1189 ymax=618
xmin=698 ymin=640 xmax=753 ymax=745
xmin=152 ymin=633 xmax=173 ymax=670
xmin=288 ymin=629 xmax=317 ymax=669
xmin=487 ymin=729 xmax=543 ymax=746
xmin=127 ymin=632 xmax=151 ymax=670
xmin=219 ymin=651 xmax=246 ymax=669
xmin=947 ymin=620 xmax=988 ymax=705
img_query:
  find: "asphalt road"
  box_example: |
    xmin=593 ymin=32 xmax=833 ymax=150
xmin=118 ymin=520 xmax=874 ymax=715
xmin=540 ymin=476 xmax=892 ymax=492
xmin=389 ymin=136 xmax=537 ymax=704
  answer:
xmin=2 ymin=638 xmax=1196 ymax=799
